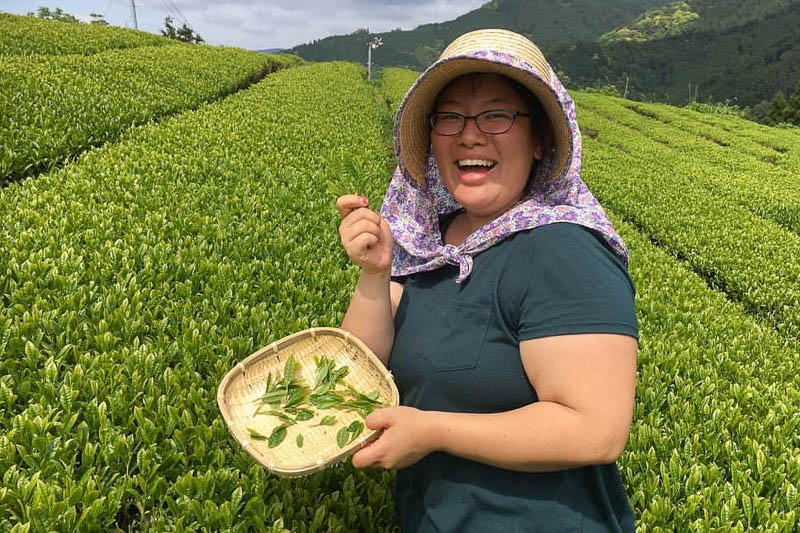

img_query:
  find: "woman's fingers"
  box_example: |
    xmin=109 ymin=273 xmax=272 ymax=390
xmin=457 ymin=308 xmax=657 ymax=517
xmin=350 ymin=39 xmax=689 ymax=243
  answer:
xmin=336 ymin=195 xmax=392 ymax=272
xmin=346 ymin=233 xmax=380 ymax=258
xmin=340 ymin=216 xmax=381 ymax=240
xmin=336 ymin=194 xmax=369 ymax=218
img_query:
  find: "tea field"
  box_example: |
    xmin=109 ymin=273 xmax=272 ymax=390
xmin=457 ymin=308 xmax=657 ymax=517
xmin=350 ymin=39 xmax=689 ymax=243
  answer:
xmin=1 ymin=16 xmax=798 ymax=532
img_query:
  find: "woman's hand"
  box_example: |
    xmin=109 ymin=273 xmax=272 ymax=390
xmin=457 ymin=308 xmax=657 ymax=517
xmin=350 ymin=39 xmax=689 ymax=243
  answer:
xmin=351 ymin=406 xmax=435 ymax=470
xmin=337 ymin=195 xmax=393 ymax=275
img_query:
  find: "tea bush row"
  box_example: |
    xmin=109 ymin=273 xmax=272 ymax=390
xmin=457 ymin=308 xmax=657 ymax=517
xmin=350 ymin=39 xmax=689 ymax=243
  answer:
xmin=575 ymin=94 xmax=800 ymax=232
xmin=378 ymin=68 xmax=419 ymax=113
xmin=614 ymin=215 xmax=799 ymax=531
xmin=0 ymin=13 xmax=171 ymax=55
xmin=574 ymin=105 xmax=800 ymax=342
xmin=0 ymin=45 xmax=300 ymax=183
xmin=0 ymin=61 xmax=396 ymax=532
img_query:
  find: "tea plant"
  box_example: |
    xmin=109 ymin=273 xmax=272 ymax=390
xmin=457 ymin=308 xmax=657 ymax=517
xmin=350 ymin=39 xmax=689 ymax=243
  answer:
xmin=0 ymin=45 xmax=300 ymax=183
xmin=0 ymin=61 xmax=394 ymax=532
xmin=0 ymin=12 xmax=171 ymax=55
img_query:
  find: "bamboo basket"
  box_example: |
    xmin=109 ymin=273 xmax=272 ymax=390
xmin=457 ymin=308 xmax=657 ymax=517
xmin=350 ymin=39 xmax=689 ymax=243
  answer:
xmin=217 ymin=327 xmax=399 ymax=477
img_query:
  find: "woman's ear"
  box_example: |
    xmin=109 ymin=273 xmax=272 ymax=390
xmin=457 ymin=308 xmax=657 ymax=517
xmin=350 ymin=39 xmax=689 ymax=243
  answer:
xmin=533 ymin=137 xmax=543 ymax=162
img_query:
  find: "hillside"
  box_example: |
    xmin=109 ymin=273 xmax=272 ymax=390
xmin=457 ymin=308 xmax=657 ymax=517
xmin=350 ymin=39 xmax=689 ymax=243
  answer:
xmin=554 ymin=0 xmax=800 ymax=106
xmin=290 ymin=0 xmax=672 ymax=70
xmin=291 ymin=0 xmax=799 ymax=108
xmin=600 ymin=0 xmax=799 ymax=42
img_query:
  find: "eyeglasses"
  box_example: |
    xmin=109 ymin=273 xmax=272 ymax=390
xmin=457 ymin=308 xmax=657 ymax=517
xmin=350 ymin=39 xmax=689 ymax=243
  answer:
xmin=429 ymin=109 xmax=530 ymax=136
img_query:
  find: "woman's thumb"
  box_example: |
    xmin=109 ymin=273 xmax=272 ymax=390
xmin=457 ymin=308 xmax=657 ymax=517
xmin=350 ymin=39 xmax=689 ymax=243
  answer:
xmin=365 ymin=408 xmax=390 ymax=430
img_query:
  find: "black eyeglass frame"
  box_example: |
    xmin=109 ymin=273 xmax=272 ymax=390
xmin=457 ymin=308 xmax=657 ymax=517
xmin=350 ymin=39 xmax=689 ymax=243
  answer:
xmin=429 ymin=109 xmax=531 ymax=136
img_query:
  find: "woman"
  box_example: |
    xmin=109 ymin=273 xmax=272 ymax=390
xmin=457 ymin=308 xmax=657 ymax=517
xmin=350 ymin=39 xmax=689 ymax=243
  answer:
xmin=337 ymin=29 xmax=638 ymax=532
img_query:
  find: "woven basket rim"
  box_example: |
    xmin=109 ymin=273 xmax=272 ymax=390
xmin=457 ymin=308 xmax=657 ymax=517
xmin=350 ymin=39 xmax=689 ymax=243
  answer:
xmin=217 ymin=327 xmax=399 ymax=477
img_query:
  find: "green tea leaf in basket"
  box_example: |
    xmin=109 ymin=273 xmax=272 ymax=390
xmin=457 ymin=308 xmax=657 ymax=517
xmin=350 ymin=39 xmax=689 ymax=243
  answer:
xmin=247 ymin=428 xmax=267 ymax=441
xmin=268 ymin=425 xmax=288 ymax=448
xmin=309 ymin=391 xmax=344 ymax=410
xmin=295 ymin=409 xmax=314 ymax=422
xmin=316 ymin=415 xmax=337 ymax=427
xmin=268 ymin=410 xmax=297 ymax=426
xmin=332 ymin=366 xmax=349 ymax=383
xmin=347 ymin=420 xmax=365 ymax=442
xmin=296 ymin=434 xmax=304 ymax=448
xmin=341 ymin=388 xmax=384 ymax=418
xmin=257 ymin=389 xmax=287 ymax=409
xmin=284 ymin=355 xmax=297 ymax=386
xmin=284 ymin=386 xmax=309 ymax=409
xmin=336 ymin=426 xmax=350 ymax=448
xmin=314 ymin=357 xmax=333 ymax=390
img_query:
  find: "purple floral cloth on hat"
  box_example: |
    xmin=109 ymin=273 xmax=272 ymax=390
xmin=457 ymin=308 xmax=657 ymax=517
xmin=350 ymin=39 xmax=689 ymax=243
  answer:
xmin=380 ymin=50 xmax=628 ymax=283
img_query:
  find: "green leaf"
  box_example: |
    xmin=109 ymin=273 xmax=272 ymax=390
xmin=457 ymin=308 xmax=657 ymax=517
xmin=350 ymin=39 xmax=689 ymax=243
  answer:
xmin=268 ymin=425 xmax=288 ymax=448
xmin=247 ymin=428 xmax=267 ymax=441
xmin=309 ymin=391 xmax=344 ymax=410
xmin=336 ymin=426 xmax=350 ymax=448
xmin=296 ymin=434 xmax=304 ymax=448
xmin=267 ymin=410 xmax=296 ymax=426
xmin=295 ymin=409 xmax=314 ymax=422
xmin=347 ymin=420 xmax=364 ymax=443
xmin=283 ymin=355 xmax=296 ymax=384
xmin=315 ymin=415 xmax=337 ymax=427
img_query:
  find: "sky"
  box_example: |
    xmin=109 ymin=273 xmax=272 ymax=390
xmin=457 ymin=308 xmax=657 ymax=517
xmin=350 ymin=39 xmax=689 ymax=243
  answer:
xmin=4 ymin=0 xmax=487 ymax=50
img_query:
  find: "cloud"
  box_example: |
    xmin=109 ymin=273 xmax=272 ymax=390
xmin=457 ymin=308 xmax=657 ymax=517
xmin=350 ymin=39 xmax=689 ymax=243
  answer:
xmin=140 ymin=0 xmax=485 ymax=49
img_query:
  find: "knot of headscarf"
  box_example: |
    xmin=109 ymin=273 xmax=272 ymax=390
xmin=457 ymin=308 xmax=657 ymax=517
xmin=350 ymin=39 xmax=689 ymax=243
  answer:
xmin=381 ymin=56 xmax=628 ymax=283
xmin=441 ymin=244 xmax=473 ymax=281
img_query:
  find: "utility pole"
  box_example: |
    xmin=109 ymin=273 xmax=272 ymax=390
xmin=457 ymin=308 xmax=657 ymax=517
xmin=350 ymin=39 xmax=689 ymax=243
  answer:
xmin=130 ymin=0 xmax=138 ymax=29
xmin=367 ymin=36 xmax=383 ymax=81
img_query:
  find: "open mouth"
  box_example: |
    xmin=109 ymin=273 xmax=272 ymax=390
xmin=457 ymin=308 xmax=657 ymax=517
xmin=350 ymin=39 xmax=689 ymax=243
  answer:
xmin=457 ymin=158 xmax=497 ymax=175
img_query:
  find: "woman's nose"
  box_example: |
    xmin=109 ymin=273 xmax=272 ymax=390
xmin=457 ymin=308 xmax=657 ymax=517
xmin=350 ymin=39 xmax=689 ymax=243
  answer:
xmin=459 ymin=116 xmax=486 ymax=145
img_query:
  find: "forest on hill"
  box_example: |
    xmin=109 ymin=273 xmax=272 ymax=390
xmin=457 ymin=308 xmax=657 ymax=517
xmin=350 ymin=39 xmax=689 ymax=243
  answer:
xmin=291 ymin=0 xmax=800 ymax=112
xmin=291 ymin=0 xmax=673 ymax=70
xmin=555 ymin=0 xmax=800 ymax=107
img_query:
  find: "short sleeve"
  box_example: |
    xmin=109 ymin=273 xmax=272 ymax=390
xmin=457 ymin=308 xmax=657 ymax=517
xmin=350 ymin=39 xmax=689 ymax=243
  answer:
xmin=517 ymin=223 xmax=638 ymax=341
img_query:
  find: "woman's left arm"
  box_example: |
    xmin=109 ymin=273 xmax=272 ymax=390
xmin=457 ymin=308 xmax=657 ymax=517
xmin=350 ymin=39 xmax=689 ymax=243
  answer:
xmin=351 ymin=333 xmax=637 ymax=471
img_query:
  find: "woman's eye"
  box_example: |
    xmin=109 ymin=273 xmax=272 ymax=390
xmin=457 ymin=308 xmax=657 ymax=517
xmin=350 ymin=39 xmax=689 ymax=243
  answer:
xmin=484 ymin=111 xmax=510 ymax=121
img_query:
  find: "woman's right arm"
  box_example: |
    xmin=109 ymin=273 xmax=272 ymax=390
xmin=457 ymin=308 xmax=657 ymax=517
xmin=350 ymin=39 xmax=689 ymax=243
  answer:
xmin=337 ymin=195 xmax=403 ymax=367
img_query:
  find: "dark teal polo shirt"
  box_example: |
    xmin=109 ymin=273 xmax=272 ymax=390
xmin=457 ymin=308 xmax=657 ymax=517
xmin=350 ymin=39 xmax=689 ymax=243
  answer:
xmin=389 ymin=221 xmax=638 ymax=532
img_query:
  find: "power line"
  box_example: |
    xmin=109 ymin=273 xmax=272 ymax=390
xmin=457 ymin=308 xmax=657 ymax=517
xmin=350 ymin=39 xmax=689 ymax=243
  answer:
xmin=160 ymin=0 xmax=196 ymax=31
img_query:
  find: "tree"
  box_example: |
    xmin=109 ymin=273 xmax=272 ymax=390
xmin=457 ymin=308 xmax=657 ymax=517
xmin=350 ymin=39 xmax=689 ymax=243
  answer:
xmin=27 ymin=6 xmax=80 ymax=23
xmin=766 ymin=91 xmax=788 ymax=125
xmin=89 ymin=13 xmax=109 ymax=26
xmin=787 ymin=80 xmax=800 ymax=126
xmin=160 ymin=16 xmax=204 ymax=44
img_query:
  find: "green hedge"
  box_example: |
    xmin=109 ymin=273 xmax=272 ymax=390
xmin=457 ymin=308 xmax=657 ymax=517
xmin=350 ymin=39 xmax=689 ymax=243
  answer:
xmin=378 ymin=68 xmax=419 ymax=113
xmin=614 ymin=214 xmax=799 ymax=531
xmin=574 ymin=93 xmax=800 ymax=228
xmin=0 ymin=61 xmax=395 ymax=532
xmin=0 ymin=13 xmax=171 ymax=55
xmin=574 ymin=103 xmax=800 ymax=342
xmin=0 ymin=45 xmax=300 ymax=183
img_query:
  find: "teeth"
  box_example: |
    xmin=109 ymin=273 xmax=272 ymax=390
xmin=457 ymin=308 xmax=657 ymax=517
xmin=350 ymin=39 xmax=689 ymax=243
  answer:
xmin=458 ymin=159 xmax=496 ymax=168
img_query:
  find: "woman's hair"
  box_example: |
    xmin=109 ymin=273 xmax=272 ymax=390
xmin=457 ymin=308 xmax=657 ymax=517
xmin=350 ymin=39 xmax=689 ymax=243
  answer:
xmin=505 ymin=77 xmax=556 ymax=161
xmin=433 ymin=73 xmax=556 ymax=180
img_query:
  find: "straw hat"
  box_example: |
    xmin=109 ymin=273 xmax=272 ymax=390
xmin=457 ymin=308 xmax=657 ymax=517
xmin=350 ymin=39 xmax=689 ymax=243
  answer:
xmin=396 ymin=29 xmax=572 ymax=187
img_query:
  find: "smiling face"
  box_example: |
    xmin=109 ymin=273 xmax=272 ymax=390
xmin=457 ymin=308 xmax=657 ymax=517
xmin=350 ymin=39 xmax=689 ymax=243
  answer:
xmin=431 ymin=73 xmax=542 ymax=231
